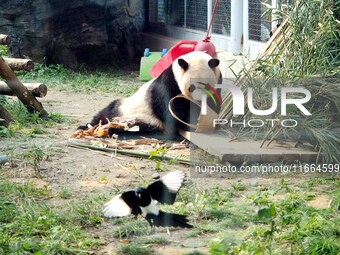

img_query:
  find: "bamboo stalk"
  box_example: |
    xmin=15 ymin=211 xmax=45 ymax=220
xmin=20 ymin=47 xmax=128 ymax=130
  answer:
xmin=67 ymin=141 xmax=193 ymax=165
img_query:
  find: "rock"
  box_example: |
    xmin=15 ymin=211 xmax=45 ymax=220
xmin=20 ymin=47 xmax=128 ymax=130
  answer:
xmin=0 ymin=155 xmax=9 ymax=164
xmin=0 ymin=0 xmax=145 ymax=66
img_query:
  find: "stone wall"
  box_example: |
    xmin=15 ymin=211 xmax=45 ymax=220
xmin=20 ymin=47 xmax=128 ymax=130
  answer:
xmin=0 ymin=0 xmax=145 ymax=66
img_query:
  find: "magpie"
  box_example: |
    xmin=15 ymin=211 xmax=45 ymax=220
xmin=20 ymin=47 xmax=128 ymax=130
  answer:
xmin=102 ymin=170 xmax=193 ymax=230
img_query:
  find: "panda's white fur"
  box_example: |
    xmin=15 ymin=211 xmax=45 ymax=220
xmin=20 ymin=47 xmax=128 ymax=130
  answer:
xmin=172 ymin=51 xmax=221 ymax=100
xmin=119 ymin=80 xmax=164 ymax=130
xmin=79 ymin=51 xmax=222 ymax=135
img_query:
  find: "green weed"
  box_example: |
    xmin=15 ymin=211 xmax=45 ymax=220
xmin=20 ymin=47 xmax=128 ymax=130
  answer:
xmin=117 ymin=243 xmax=153 ymax=255
xmin=138 ymin=236 xmax=170 ymax=245
xmin=59 ymin=187 xmax=73 ymax=199
xmin=112 ymin=219 xmax=149 ymax=239
xmin=209 ymin=179 xmax=340 ymax=254
xmin=149 ymin=146 xmax=169 ymax=170
xmin=231 ymin=182 xmax=247 ymax=191
xmin=0 ymin=126 xmax=12 ymax=137
xmin=0 ymin=45 xmax=8 ymax=56
xmin=185 ymin=228 xmax=204 ymax=238
xmin=66 ymin=195 xmax=105 ymax=227
xmin=182 ymin=250 xmax=206 ymax=255
xmin=1 ymin=99 xmax=65 ymax=138
xmin=0 ymin=181 xmax=100 ymax=254
xmin=22 ymin=145 xmax=46 ymax=177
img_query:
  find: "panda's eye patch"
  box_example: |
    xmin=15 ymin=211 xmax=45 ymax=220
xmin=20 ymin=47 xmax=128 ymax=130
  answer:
xmin=208 ymin=59 xmax=220 ymax=68
xmin=189 ymin=84 xmax=196 ymax=92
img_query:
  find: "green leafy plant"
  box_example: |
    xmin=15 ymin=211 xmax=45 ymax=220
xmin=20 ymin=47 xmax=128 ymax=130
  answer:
xmin=22 ymin=145 xmax=46 ymax=177
xmin=0 ymin=45 xmax=8 ymax=56
xmin=117 ymin=243 xmax=153 ymax=255
xmin=112 ymin=219 xmax=149 ymax=239
xmin=0 ymin=126 xmax=11 ymax=137
xmin=1 ymin=98 xmax=65 ymax=138
xmin=138 ymin=236 xmax=170 ymax=245
xmin=149 ymin=146 xmax=169 ymax=170
xmin=0 ymin=181 xmax=100 ymax=254
xmin=59 ymin=187 xmax=73 ymax=199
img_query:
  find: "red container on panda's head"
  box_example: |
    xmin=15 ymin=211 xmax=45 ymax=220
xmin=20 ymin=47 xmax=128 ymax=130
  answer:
xmin=194 ymin=40 xmax=216 ymax=57
xmin=149 ymin=40 xmax=197 ymax=78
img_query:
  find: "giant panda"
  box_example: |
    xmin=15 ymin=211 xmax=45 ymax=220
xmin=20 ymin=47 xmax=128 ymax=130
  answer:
xmin=78 ymin=51 xmax=222 ymax=137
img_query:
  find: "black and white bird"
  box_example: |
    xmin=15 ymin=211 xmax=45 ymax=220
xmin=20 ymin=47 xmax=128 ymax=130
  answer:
xmin=103 ymin=170 xmax=193 ymax=230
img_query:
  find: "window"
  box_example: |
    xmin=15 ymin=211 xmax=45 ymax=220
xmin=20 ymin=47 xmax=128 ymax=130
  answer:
xmin=148 ymin=0 xmax=230 ymax=35
xmin=248 ymin=0 xmax=271 ymax=41
xmin=212 ymin=0 xmax=231 ymax=36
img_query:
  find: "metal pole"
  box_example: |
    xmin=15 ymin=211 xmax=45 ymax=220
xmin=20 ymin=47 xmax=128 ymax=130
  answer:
xmin=229 ymin=0 xmax=243 ymax=54
xmin=208 ymin=0 xmax=213 ymax=31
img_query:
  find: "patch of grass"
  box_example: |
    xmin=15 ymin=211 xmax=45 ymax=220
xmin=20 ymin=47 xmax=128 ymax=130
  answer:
xmin=17 ymin=63 xmax=142 ymax=95
xmin=0 ymin=180 xmax=100 ymax=254
xmin=220 ymin=214 xmax=249 ymax=229
xmin=185 ymin=228 xmax=204 ymax=238
xmin=22 ymin=144 xmax=46 ymax=177
xmin=138 ymin=236 xmax=170 ymax=245
xmin=329 ymin=188 xmax=340 ymax=211
xmin=0 ymin=126 xmax=12 ymax=137
xmin=210 ymin=180 xmax=340 ymax=254
xmin=66 ymin=194 xmax=105 ymax=227
xmin=182 ymin=250 xmax=206 ymax=255
xmin=231 ymin=182 xmax=247 ymax=191
xmin=299 ymin=177 xmax=338 ymax=189
xmin=1 ymin=98 xmax=66 ymax=138
xmin=59 ymin=187 xmax=73 ymax=199
xmin=303 ymin=193 xmax=316 ymax=201
xmin=195 ymin=221 xmax=221 ymax=234
xmin=209 ymin=230 xmax=246 ymax=255
xmin=112 ymin=219 xmax=149 ymax=239
xmin=117 ymin=243 xmax=153 ymax=255
xmin=205 ymin=208 xmax=231 ymax=220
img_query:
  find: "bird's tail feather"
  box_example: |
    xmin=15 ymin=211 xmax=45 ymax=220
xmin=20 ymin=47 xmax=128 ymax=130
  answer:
xmin=146 ymin=210 xmax=193 ymax=228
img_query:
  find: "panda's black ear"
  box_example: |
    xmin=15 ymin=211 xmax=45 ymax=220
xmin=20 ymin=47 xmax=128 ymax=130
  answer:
xmin=208 ymin=59 xmax=220 ymax=68
xmin=178 ymin=58 xmax=189 ymax=71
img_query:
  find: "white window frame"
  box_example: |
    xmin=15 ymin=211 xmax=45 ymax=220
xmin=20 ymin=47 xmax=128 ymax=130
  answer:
xmin=148 ymin=0 xmax=279 ymax=60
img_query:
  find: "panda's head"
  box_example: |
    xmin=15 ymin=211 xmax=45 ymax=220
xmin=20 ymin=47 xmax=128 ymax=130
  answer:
xmin=172 ymin=51 xmax=221 ymax=101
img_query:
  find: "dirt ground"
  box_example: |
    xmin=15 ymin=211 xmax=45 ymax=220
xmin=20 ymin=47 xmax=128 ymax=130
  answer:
xmin=0 ymin=88 xmax=333 ymax=255
xmin=1 ymin=88 xmax=211 ymax=254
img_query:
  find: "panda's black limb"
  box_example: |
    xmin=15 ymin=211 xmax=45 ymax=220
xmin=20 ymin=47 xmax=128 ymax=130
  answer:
xmin=77 ymin=99 xmax=123 ymax=130
xmin=90 ymin=99 xmax=123 ymax=127
xmin=150 ymin=67 xmax=183 ymax=134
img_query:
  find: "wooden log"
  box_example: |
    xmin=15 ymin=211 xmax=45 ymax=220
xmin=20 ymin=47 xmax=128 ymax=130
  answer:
xmin=0 ymin=34 xmax=10 ymax=45
xmin=0 ymin=55 xmax=48 ymax=117
xmin=0 ymin=104 xmax=13 ymax=127
xmin=3 ymin=57 xmax=34 ymax=71
xmin=0 ymin=82 xmax=47 ymax=97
